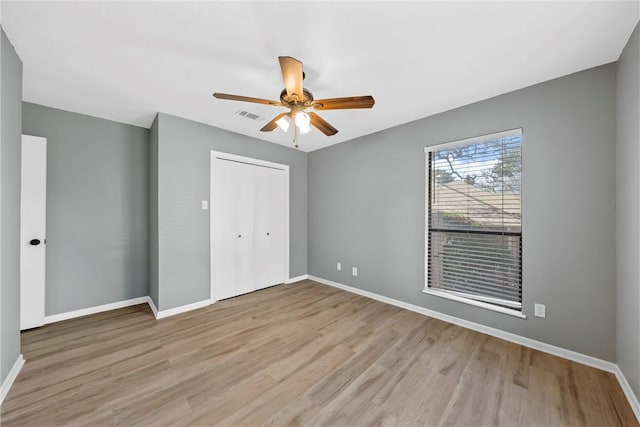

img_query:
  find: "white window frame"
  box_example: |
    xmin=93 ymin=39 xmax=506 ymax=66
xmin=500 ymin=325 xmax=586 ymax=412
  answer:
xmin=422 ymin=129 xmax=525 ymax=319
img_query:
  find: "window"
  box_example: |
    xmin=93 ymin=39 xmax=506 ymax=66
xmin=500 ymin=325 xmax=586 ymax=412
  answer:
xmin=423 ymin=129 xmax=523 ymax=317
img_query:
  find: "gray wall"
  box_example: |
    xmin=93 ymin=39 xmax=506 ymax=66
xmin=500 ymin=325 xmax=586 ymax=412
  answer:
xmin=149 ymin=115 xmax=159 ymax=308
xmin=1 ymin=28 xmax=22 ymax=383
xmin=155 ymin=113 xmax=307 ymax=311
xmin=22 ymin=103 xmax=149 ymax=315
xmin=309 ymin=64 xmax=617 ymax=361
xmin=616 ymin=22 xmax=640 ymax=399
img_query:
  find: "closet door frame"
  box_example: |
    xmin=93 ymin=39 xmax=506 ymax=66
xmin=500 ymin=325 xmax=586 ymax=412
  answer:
xmin=209 ymin=151 xmax=290 ymax=303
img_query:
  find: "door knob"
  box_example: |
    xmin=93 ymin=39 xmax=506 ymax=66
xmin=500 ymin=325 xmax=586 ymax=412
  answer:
xmin=29 ymin=239 xmax=41 ymax=246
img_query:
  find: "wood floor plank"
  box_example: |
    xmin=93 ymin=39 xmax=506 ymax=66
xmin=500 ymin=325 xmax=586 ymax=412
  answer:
xmin=377 ymin=328 xmax=480 ymax=426
xmin=185 ymin=373 xmax=279 ymax=426
xmin=261 ymin=395 xmax=321 ymax=427
xmin=308 ymin=362 xmax=391 ymax=426
xmin=307 ymin=327 xmax=400 ymax=408
xmin=1 ymin=279 xmax=636 ymax=426
xmin=218 ymin=344 xmax=355 ymax=426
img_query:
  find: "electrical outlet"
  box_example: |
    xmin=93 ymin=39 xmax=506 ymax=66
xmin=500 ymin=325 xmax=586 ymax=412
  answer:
xmin=337 ymin=262 xmax=341 ymax=271
xmin=534 ymin=303 xmax=546 ymax=318
xmin=352 ymin=267 xmax=358 ymax=276
xmin=201 ymin=200 xmax=208 ymax=210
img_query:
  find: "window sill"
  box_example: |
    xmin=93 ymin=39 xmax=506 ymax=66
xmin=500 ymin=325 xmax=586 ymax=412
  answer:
xmin=422 ymin=288 xmax=527 ymax=319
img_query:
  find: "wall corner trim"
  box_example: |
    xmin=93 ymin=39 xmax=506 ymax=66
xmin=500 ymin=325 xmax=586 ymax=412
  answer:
xmin=285 ymin=274 xmax=309 ymax=284
xmin=147 ymin=297 xmax=159 ymax=318
xmin=614 ymin=365 xmax=640 ymax=421
xmin=44 ymin=297 xmax=150 ymax=325
xmin=0 ymin=354 xmax=25 ymax=405
xmin=308 ymin=275 xmax=639 ymax=422
xmin=154 ymin=299 xmax=211 ymax=319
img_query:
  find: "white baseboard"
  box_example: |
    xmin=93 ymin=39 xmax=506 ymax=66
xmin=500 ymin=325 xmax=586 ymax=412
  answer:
xmin=147 ymin=296 xmax=159 ymax=318
xmin=285 ymin=274 xmax=309 ymax=284
xmin=0 ymin=354 xmax=24 ymax=405
xmin=44 ymin=296 xmax=151 ymax=324
xmin=41 ymin=295 xmax=211 ymax=322
xmin=154 ymin=299 xmax=211 ymax=319
xmin=309 ymin=275 xmax=639 ymax=422
xmin=309 ymin=275 xmax=616 ymax=372
xmin=614 ymin=365 xmax=640 ymax=421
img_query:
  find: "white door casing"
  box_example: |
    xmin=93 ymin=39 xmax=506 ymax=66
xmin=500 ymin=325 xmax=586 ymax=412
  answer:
xmin=210 ymin=151 xmax=289 ymax=302
xmin=20 ymin=134 xmax=47 ymax=330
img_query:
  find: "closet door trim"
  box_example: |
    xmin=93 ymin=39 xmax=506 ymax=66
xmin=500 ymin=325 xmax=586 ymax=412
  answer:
xmin=209 ymin=151 xmax=290 ymax=303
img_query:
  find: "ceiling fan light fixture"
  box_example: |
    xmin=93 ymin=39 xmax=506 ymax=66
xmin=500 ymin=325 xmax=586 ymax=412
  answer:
xmin=298 ymin=122 xmax=311 ymax=134
xmin=276 ymin=115 xmax=290 ymax=132
xmin=295 ymin=111 xmax=310 ymax=127
xmin=295 ymin=111 xmax=311 ymax=134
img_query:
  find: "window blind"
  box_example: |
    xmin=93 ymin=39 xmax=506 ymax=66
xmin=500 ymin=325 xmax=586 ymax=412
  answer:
xmin=426 ymin=129 xmax=522 ymax=310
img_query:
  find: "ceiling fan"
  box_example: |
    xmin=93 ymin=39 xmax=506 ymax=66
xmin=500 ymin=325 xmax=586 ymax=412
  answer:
xmin=213 ymin=56 xmax=375 ymax=148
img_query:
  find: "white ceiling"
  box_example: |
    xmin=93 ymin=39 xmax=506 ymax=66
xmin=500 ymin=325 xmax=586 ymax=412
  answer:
xmin=2 ymin=1 xmax=638 ymax=152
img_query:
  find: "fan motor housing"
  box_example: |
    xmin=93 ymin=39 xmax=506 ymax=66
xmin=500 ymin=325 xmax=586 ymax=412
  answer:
xmin=280 ymin=88 xmax=314 ymax=106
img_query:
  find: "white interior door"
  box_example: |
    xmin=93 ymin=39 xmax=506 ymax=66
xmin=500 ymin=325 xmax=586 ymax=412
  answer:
xmin=213 ymin=159 xmax=255 ymax=300
xmin=20 ymin=134 xmax=47 ymax=330
xmin=212 ymin=159 xmax=236 ymax=300
xmin=254 ymin=166 xmax=286 ymax=289
xmin=233 ymin=161 xmax=256 ymax=296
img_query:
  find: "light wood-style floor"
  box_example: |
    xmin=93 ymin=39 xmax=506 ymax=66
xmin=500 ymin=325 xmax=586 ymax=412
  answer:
xmin=1 ymin=280 xmax=636 ymax=426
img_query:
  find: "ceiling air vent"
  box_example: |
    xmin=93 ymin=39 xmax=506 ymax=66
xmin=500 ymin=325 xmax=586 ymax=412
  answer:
xmin=235 ymin=109 xmax=264 ymax=121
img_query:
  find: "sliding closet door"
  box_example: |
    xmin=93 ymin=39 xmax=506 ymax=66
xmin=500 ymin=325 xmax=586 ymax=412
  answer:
xmin=254 ymin=166 xmax=286 ymax=289
xmin=213 ymin=159 xmax=255 ymax=300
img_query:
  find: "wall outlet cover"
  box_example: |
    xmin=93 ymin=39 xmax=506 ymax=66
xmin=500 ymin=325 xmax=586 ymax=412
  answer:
xmin=534 ymin=303 xmax=546 ymax=318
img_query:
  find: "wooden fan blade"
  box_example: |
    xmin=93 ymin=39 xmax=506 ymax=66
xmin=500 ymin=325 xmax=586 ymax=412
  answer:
xmin=278 ymin=56 xmax=304 ymax=101
xmin=312 ymin=96 xmax=375 ymax=110
xmin=260 ymin=112 xmax=289 ymax=132
xmin=308 ymin=112 xmax=338 ymax=136
xmin=213 ymin=93 xmax=282 ymax=106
